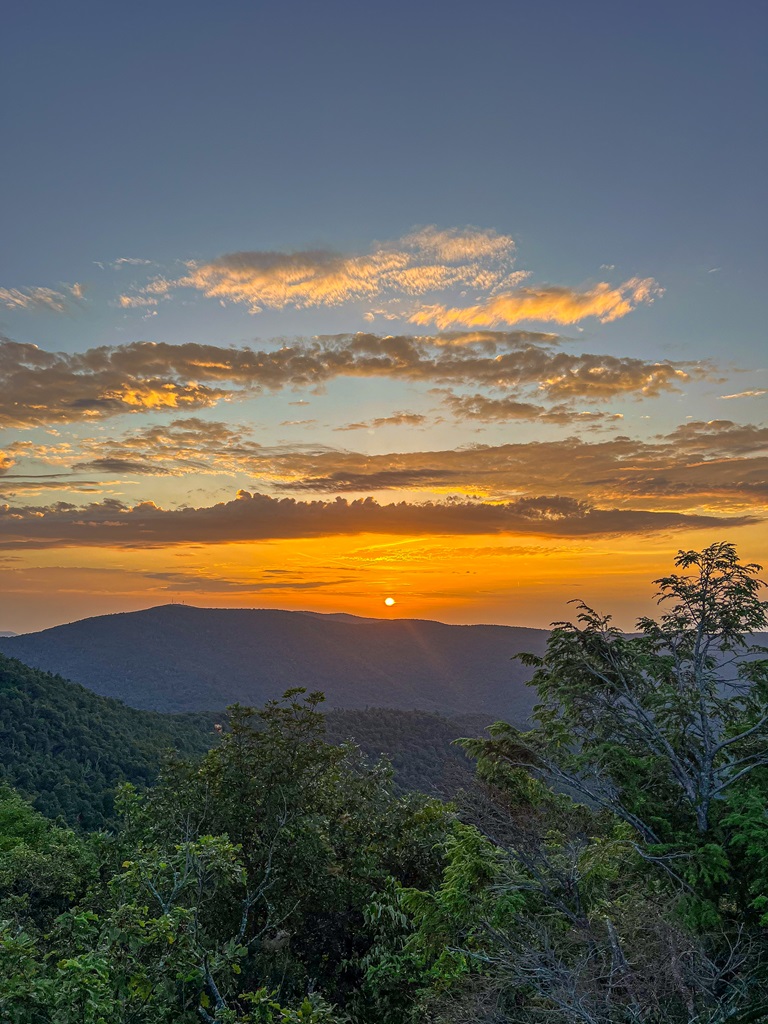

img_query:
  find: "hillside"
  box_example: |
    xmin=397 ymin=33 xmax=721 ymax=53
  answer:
xmin=0 ymin=605 xmax=546 ymax=717
xmin=325 ymin=706 xmax=489 ymax=798
xmin=0 ymin=652 xmax=493 ymax=827
xmin=0 ymin=653 xmax=218 ymax=827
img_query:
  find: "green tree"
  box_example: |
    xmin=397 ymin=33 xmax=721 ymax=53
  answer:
xmin=387 ymin=544 xmax=768 ymax=1023
xmin=479 ymin=542 xmax=767 ymax=855
xmin=0 ymin=690 xmax=449 ymax=1023
xmin=0 ymin=787 xmax=103 ymax=1022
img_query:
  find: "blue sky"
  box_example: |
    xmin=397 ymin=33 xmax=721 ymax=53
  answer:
xmin=4 ymin=0 xmax=765 ymax=353
xmin=0 ymin=0 xmax=766 ymax=630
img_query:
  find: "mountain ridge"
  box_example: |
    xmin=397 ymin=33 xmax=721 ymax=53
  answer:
xmin=0 ymin=604 xmax=547 ymax=718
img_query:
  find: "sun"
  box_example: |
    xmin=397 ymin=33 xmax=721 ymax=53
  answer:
xmin=384 ymin=597 xmax=396 ymax=607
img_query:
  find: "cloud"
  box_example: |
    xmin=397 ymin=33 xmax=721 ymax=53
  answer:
xmin=94 ymin=257 xmax=153 ymax=270
xmin=409 ymin=278 xmax=663 ymax=329
xmin=0 ymin=477 xmax=113 ymax=497
xmin=400 ymin=226 xmax=516 ymax=263
xmin=115 ymin=228 xmax=663 ymax=332
xmin=44 ymin=411 xmax=767 ymax=512
xmin=142 ymin=569 xmax=351 ymax=593
xmin=335 ymin=412 xmax=428 ymax=431
xmin=719 ymin=389 xmax=768 ymax=400
xmin=117 ymin=294 xmax=161 ymax=309
xmin=121 ymin=226 xmax=519 ymax=315
xmin=0 ymin=490 xmax=752 ymax=551
xmin=659 ymin=420 xmax=768 ymax=456
xmin=0 ymin=284 xmax=84 ymax=313
xmin=427 ymin=330 xmax=561 ymax=348
xmin=436 ymin=391 xmax=611 ymax=424
xmin=116 ymin=276 xmax=173 ymax=308
xmin=0 ymin=338 xmax=229 ymax=427
xmin=66 ymin=418 xmax=263 ymax=475
xmin=279 ymin=468 xmax=457 ymax=491
xmin=0 ymin=333 xmax=702 ymax=427
xmin=72 ymin=458 xmax=169 ymax=475
xmin=249 ymin=428 xmax=768 ymax=508
xmin=437 ymin=389 xmax=626 ymax=425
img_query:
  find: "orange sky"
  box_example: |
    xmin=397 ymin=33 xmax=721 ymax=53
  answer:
xmin=2 ymin=522 xmax=765 ymax=634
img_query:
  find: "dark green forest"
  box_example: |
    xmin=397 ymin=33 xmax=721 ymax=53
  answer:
xmin=0 ymin=656 xmax=219 ymax=826
xmin=1 ymin=543 xmax=767 ymax=1023
xmin=0 ymin=656 xmax=487 ymax=827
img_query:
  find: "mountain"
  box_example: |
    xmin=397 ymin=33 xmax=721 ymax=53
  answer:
xmin=0 ymin=651 xmax=489 ymax=828
xmin=0 ymin=605 xmax=547 ymax=718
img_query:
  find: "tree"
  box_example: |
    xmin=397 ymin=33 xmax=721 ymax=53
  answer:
xmin=0 ymin=691 xmax=452 ymax=1023
xmin=388 ymin=544 xmax=768 ymax=1023
xmin=475 ymin=542 xmax=767 ymax=846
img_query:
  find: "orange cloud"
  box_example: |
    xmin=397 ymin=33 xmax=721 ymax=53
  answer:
xmin=30 ymin=413 xmax=763 ymax=511
xmin=409 ymin=277 xmax=662 ymax=328
xmin=0 ymin=334 xmax=701 ymax=428
xmin=400 ymin=225 xmax=516 ymax=263
xmin=115 ymin=230 xmax=663 ymax=331
xmin=117 ymin=226 xmax=520 ymax=314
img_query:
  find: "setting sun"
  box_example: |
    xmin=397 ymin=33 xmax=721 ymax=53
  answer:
xmin=384 ymin=597 xmax=396 ymax=607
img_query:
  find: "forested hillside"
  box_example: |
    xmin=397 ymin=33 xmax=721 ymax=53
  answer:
xmin=0 ymin=606 xmax=547 ymax=717
xmin=325 ymin=707 xmax=489 ymax=797
xmin=0 ymin=653 xmax=219 ymax=827
xmin=0 ymin=654 xmax=490 ymax=827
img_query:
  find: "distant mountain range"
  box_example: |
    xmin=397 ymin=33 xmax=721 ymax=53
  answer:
xmin=0 ymin=605 xmax=547 ymax=718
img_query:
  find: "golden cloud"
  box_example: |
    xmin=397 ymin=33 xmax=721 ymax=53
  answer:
xmin=114 ymin=229 xmax=664 ymax=331
xmin=31 ymin=415 xmax=767 ymax=514
xmin=0 ymin=283 xmax=84 ymax=313
xmin=119 ymin=226 xmax=520 ymax=314
xmin=409 ymin=277 xmax=663 ymax=328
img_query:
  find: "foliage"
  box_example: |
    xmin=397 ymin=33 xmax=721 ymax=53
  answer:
xmin=471 ymin=542 xmax=768 ymax=863
xmin=388 ymin=543 xmax=768 ymax=1022
xmin=0 ymin=651 xmax=486 ymax=828
xmin=0 ymin=690 xmax=450 ymax=1022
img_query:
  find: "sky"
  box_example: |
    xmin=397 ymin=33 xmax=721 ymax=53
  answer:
xmin=1 ymin=0 xmax=766 ymax=633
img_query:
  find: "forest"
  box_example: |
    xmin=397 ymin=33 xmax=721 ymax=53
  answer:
xmin=1 ymin=542 xmax=767 ymax=1023
xmin=0 ymin=655 xmax=487 ymax=827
